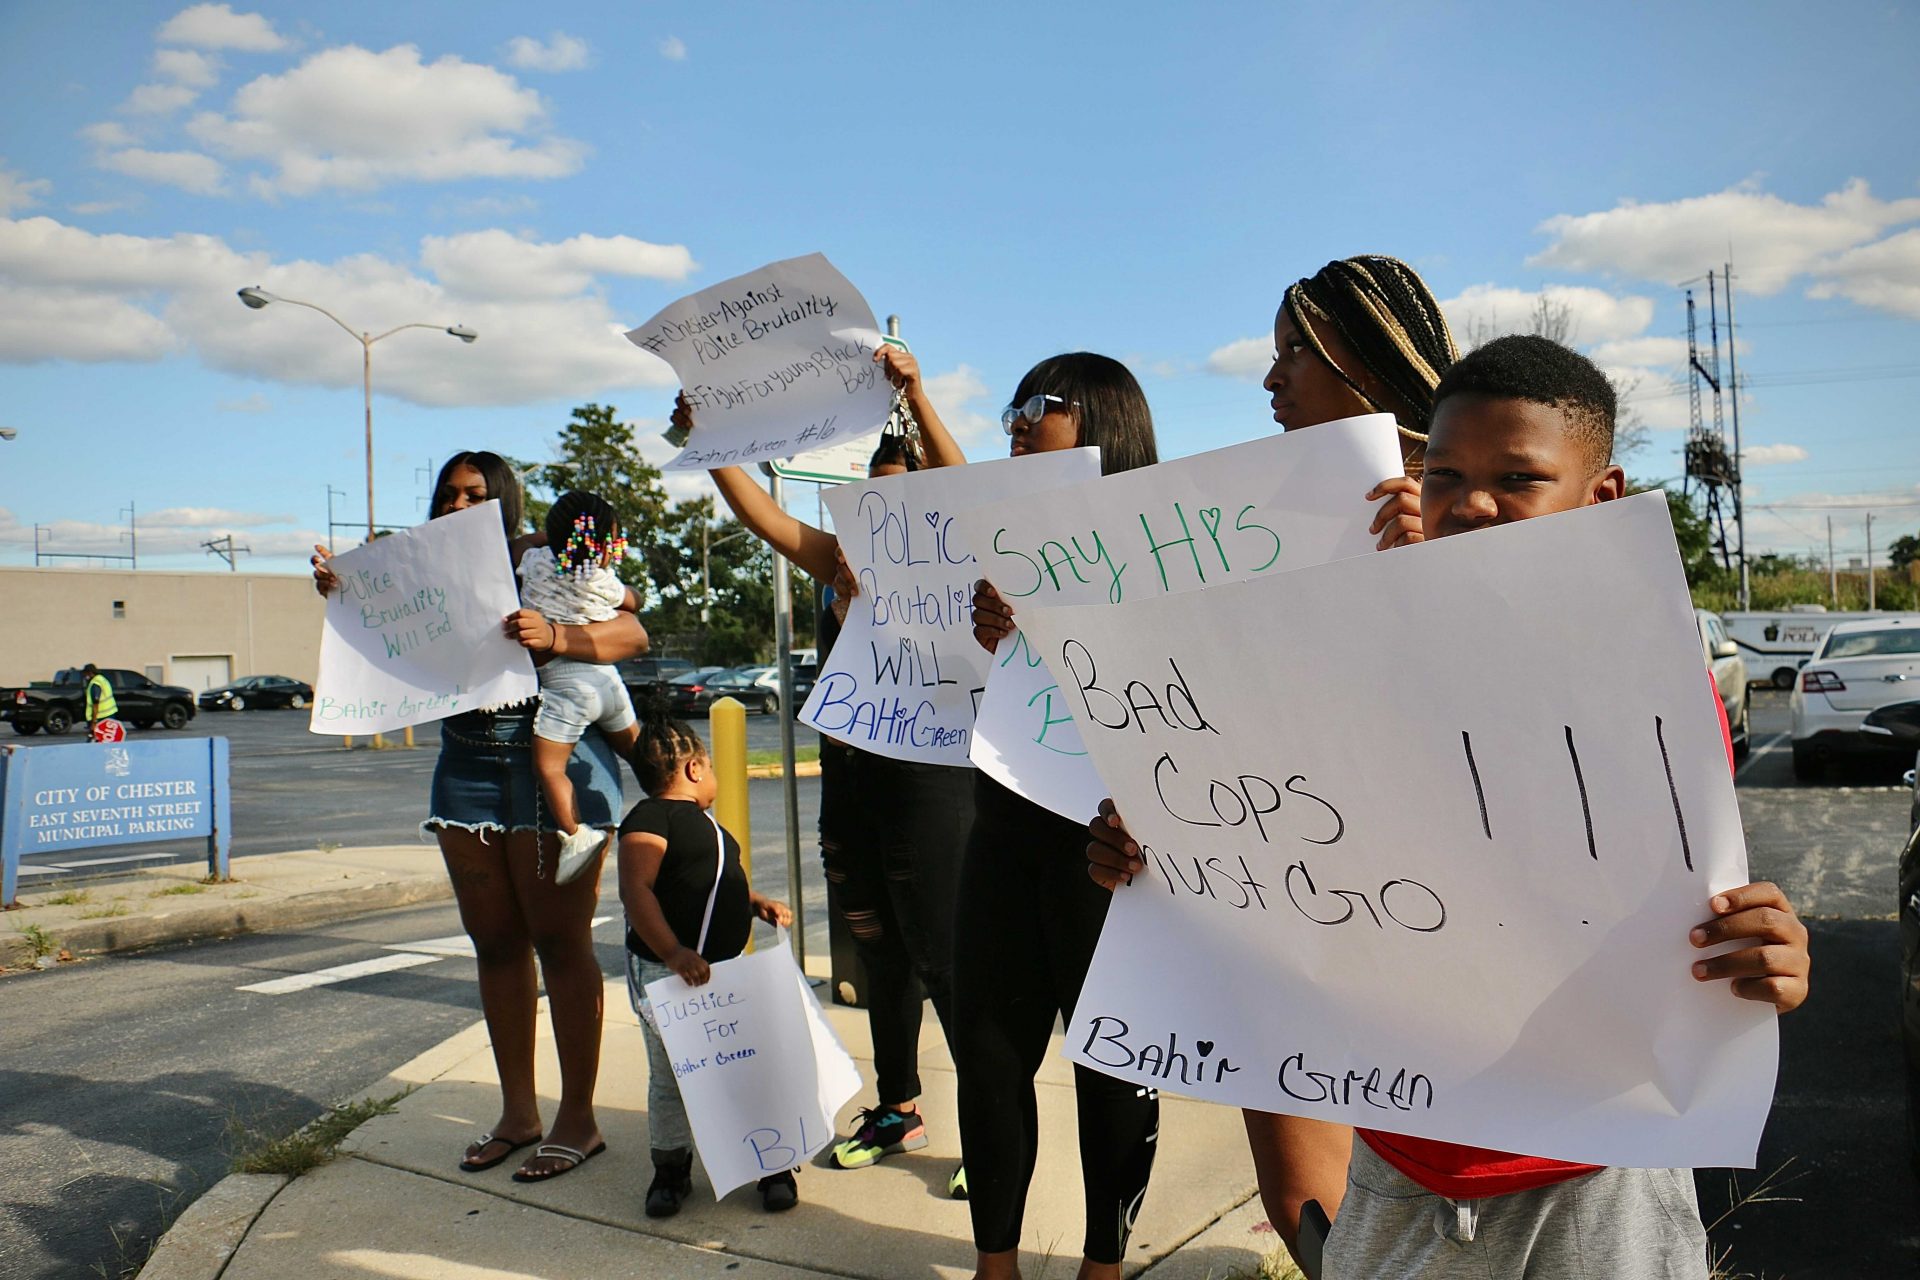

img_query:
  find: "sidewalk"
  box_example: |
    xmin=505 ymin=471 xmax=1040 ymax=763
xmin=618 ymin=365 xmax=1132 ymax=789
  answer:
xmin=145 ymin=981 xmax=1280 ymax=1279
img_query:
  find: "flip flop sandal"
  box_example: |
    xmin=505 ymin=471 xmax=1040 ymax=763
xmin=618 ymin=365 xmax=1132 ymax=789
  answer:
xmin=459 ymin=1131 xmax=542 ymax=1173
xmin=511 ymin=1140 xmax=608 ymax=1183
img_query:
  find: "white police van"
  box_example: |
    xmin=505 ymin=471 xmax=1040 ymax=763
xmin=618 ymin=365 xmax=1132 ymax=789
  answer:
xmin=1722 ymin=608 xmax=1901 ymax=690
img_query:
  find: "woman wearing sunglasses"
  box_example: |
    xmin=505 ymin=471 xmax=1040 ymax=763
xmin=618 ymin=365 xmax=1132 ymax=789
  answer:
xmin=677 ymin=343 xmax=983 ymax=1195
xmin=953 ymin=352 xmax=1159 ymax=1280
xmin=1064 ymin=256 xmax=1458 ymax=1268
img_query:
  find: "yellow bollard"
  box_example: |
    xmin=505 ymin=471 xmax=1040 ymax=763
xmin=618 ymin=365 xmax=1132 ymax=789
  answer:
xmin=708 ymin=695 xmax=751 ymax=951
xmin=403 ymin=725 xmax=415 ymax=749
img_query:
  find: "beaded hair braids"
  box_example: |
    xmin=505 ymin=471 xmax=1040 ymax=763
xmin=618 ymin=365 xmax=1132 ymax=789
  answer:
xmin=544 ymin=490 xmax=628 ymax=580
xmin=1282 ymin=255 xmax=1459 ymax=452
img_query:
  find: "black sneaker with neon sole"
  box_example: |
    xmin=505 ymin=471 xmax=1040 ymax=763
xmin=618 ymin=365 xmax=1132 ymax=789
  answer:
xmin=827 ymin=1105 xmax=928 ymax=1169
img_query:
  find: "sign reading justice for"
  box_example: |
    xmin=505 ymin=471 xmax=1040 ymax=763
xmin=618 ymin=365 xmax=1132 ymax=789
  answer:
xmin=1014 ymin=493 xmax=1778 ymax=1169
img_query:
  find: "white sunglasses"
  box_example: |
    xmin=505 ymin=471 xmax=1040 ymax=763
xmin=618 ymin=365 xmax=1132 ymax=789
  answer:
xmin=1001 ymin=393 xmax=1079 ymax=435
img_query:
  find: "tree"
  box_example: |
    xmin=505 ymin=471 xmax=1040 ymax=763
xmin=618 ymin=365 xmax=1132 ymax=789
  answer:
xmin=1892 ymin=531 xmax=1920 ymax=574
xmin=1461 ymin=295 xmax=1650 ymax=463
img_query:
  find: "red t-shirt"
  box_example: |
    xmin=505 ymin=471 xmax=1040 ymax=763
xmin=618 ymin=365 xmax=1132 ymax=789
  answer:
xmin=1358 ymin=681 xmax=1738 ymax=1198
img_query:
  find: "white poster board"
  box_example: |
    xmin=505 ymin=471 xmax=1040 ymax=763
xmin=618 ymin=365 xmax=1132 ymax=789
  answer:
xmin=1013 ymin=493 xmax=1777 ymax=1169
xmin=625 ymin=254 xmax=892 ymax=472
xmin=798 ymin=449 xmax=1102 ymax=765
xmin=309 ymin=501 xmax=537 ymax=736
xmin=951 ymin=415 xmax=1404 ymax=820
xmin=644 ymin=938 xmax=862 ymax=1197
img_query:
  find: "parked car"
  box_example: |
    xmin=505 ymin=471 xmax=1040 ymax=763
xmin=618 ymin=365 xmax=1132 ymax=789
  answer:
xmin=1696 ymin=609 xmax=1751 ymax=760
xmin=199 ymin=674 xmax=313 ymax=711
xmin=4 ymin=667 xmax=196 ymax=734
xmin=1720 ymin=608 xmax=1907 ymax=690
xmin=1900 ymin=754 xmax=1919 ymax=1175
xmin=1790 ymin=617 xmax=1920 ymax=780
xmin=668 ymin=667 xmax=779 ymax=716
xmin=740 ymin=664 xmax=817 ymax=714
xmin=616 ymin=656 xmax=697 ymax=708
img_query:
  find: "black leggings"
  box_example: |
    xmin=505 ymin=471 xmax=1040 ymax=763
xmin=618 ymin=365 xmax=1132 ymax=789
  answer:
xmin=821 ymin=746 xmax=973 ymax=1106
xmin=952 ymin=774 xmax=1159 ymax=1263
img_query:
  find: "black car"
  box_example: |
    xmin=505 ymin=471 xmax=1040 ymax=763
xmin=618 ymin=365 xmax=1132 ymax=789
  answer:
xmin=618 ymin=656 xmax=698 ymax=707
xmin=198 ymin=675 xmax=314 ymax=711
xmin=1902 ymin=749 xmax=1920 ymax=1176
xmin=667 ymin=668 xmax=779 ymax=716
xmin=7 ymin=668 xmax=196 ymax=734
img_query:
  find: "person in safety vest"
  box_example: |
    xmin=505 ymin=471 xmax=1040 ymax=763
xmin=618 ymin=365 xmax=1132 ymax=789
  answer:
xmin=82 ymin=664 xmax=117 ymax=732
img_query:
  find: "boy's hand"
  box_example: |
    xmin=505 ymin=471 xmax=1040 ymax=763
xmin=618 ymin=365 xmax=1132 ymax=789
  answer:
xmin=874 ymin=345 xmax=922 ymax=395
xmin=1367 ymin=477 xmax=1423 ymax=550
xmin=668 ymin=946 xmax=711 ymax=987
xmin=1086 ymin=798 xmax=1144 ymax=891
xmin=311 ymin=544 xmax=338 ymax=598
xmin=1689 ymin=882 xmax=1809 ymax=1013
xmin=504 ymin=607 xmax=559 ymax=653
xmin=971 ymin=579 xmax=1014 ymax=653
xmin=754 ymin=896 xmax=793 ymax=927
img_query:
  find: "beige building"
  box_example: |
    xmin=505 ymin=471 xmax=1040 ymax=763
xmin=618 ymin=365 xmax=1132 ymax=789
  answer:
xmin=0 ymin=567 xmax=324 ymax=691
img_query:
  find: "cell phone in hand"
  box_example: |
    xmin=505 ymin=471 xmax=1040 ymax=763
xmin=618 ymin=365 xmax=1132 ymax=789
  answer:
xmin=1295 ymin=1198 xmax=1330 ymax=1280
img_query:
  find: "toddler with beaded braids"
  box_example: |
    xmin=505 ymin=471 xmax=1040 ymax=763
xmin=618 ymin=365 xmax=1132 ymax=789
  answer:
xmin=517 ymin=490 xmax=643 ymax=884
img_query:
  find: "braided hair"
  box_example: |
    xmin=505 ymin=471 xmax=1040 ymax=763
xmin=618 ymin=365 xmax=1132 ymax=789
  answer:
xmin=1282 ymin=255 xmax=1458 ymax=455
xmin=869 ymin=430 xmax=923 ymax=472
xmin=544 ymin=490 xmax=627 ymax=579
xmin=631 ymin=684 xmax=708 ymax=796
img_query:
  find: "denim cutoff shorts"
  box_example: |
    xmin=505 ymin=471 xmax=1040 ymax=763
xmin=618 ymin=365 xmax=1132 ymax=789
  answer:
xmin=534 ymin=657 xmax=637 ymax=745
xmin=424 ymin=700 xmax=623 ymax=838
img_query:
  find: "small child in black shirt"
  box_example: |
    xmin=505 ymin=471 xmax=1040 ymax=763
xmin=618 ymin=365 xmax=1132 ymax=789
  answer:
xmin=619 ymin=704 xmax=795 ymax=1217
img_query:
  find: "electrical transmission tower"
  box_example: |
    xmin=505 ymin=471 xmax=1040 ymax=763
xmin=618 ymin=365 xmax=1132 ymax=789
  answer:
xmin=1680 ymin=266 xmax=1747 ymax=603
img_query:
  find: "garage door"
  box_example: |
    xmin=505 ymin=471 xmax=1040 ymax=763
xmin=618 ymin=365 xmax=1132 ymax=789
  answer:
xmin=171 ymin=654 xmax=232 ymax=692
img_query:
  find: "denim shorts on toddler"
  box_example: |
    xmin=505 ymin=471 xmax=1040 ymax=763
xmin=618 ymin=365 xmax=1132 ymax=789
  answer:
xmin=534 ymin=657 xmax=638 ymax=745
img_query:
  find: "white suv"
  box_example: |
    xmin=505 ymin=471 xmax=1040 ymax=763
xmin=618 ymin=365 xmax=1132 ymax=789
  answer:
xmin=1790 ymin=616 xmax=1920 ymax=780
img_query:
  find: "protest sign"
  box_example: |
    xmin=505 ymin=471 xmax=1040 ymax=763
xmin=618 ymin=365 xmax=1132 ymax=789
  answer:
xmin=309 ymin=501 xmax=537 ymax=736
xmin=951 ymin=414 xmax=1404 ymax=820
xmin=799 ymin=449 xmax=1102 ymax=765
xmin=625 ymin=254 xmax=892 ymax=472
xmin=1013 ymin=492 xmax=1778 ymax=1168
xmin=644 ymin=937 xmax=862 ymax=1197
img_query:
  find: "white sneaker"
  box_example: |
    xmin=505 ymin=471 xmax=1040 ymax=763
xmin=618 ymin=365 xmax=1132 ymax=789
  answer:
xmin=553 ymin=826 xmax=609 ymax=885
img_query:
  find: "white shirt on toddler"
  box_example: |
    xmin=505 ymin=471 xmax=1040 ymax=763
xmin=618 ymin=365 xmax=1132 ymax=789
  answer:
xmin=518 ymin=546 xmax=627 ymax=624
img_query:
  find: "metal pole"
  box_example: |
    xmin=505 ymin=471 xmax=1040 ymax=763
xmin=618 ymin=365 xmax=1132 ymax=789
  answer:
xmin=769 ymin=472 xmax=804 ymax=964
xmin=1828 ymin=516 xmax=1838 ymax=607
xmin=701 ymin=502 xmax=712 ymax=625
xmin=363 ymin=337 xmax=375 ymax=542
xmin=1725 ymin=263 xmax=1748 ymax=610
xmin=1867 ymin=512 xmax=1876 ymax=611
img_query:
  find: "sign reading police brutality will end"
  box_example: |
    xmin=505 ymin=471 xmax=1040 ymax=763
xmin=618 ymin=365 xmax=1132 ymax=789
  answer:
xmin=310 ymin=501 xmax=537 ymax=735
xmin=1014 ymin=493 xmax=1779 ymax=1170
xmin=949 ymin=414 xmax=1404 ymax=821
xmin=799 ymin=449 xmax=1101 ymax=765
xmin=644 ymin=939 xmax=862 ymax=1198
xmin=625 ymin=254 xmax=893 ymax=472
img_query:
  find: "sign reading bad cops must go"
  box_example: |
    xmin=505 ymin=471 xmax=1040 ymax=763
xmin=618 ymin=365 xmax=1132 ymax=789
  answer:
xmin=625 ymin=253 xmax=895 ymax=472
xmin=1013 ymin=493 xmax=1779 ymax=1170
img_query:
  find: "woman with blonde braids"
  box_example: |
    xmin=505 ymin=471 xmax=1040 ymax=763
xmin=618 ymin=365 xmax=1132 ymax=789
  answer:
xmin=1070 ymin=255 xmax=1459 ymax=1266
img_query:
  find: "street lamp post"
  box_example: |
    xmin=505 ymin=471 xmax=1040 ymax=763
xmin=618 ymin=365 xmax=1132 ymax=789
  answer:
xmin=236 ymin=287 xmax=476 ymax=541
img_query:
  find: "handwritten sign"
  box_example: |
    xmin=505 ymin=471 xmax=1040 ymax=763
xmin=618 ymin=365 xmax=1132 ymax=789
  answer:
xmin=798 ymin=449 xmax=1102 ymax=765
xmin=1013 ymin=493 xmax=1778 ymax=1169
xmin=950 ymin=415 xmax=1404 ymax=820
xmin=625 ymin=254 xmax=892 ymax=472
xmin=309 ymin=501 xmax=537 ymax=735
xmin=644 ymin=938 xmax=862 ymax=1197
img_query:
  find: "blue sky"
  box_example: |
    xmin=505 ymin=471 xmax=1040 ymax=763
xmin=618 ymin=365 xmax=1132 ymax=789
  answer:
xmin=3 ymin=0 xmax=1917 ymax=574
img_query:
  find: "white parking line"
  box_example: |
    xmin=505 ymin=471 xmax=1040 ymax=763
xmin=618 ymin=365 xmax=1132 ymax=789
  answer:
xmin=239 ymin=952 xmax=443 ymax=995
xmin=380 ymin=917 xmax=616 ymax=960
xmin=1736 ymin=732 xmax=1790 ymax=774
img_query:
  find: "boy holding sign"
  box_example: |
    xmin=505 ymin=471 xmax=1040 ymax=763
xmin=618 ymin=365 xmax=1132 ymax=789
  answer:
xmin=618 ymin=700 xmax=798 ymax=1216
xmin=1087 ymin=336 xmax=1810 ymax=1279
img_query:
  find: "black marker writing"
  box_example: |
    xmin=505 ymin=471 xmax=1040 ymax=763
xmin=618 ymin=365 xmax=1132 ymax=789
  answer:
xmin=1564 ymin=724 xmax=1596 ymax=860
xmin=1655 ymin=714 xmax=1694 ymax=872
xmin=1461 ymin=731 xmax=1491 ymax=839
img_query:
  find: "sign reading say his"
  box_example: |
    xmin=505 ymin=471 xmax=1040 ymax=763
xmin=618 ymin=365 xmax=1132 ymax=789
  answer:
xmin=798 ymin=449 xmax=1101 ymax=766
xmin=625 ymin=254 xmax=893 ymax=472
xmin=950 ymin=414 xmax=1405 ymax=821
xmin=644 ymin=939 xmax=862 ymax=1197
xmin=309 ymin=501 xmax=537 ymax=735
xmin=1014 ymin=493 xmax=1778 ymax=1169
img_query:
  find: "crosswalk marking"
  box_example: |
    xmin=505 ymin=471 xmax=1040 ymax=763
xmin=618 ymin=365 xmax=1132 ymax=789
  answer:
xmin=377 ymin=918 xmax=615 ymax=960
xmin=239 ymin=952 xmax=442 ymax=994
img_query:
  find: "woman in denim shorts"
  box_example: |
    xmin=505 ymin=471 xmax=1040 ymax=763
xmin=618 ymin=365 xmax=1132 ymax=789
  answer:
xmin=312 ymin=451 xmax=648 ymax=1183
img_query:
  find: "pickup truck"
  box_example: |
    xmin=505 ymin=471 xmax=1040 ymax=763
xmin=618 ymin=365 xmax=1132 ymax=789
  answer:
xmin=3 ymin=668 xmax=198 ymax=735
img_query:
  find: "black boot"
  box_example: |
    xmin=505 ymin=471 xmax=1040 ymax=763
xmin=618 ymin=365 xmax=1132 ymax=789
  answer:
xmin=757 ymin=1168 xmax=798 ymax=1212
xmin=645 ymin=1149 xmax=694 ymax=1218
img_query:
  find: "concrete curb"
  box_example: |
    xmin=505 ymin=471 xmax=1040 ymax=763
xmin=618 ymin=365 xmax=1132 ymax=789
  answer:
xmin=745 ymin=760 xmax=822 ymax=779
xmin=135 ymin=1172 xmax=288 ymax=1280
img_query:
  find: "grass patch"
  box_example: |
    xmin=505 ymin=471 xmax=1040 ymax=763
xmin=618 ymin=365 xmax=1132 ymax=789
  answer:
xmin=79 ymin=904 xmax=131 ymax=920
xmin=745 ymin=745 xmax=820 ymax=768
xmin=44 ymin=889 xmax=91 ymax=907
xmin=151 ymin=883 xmax=207 ymax=897
xmin=16 ymin=923 xmax=56 ymax=959
xmin=229 ymin=1087 xmax=414 ymax=1178
xmin=315 ymin=841 xmax=341 ymax=854
xmin=1212 ymin=1253 xmax=1305 ymax=1280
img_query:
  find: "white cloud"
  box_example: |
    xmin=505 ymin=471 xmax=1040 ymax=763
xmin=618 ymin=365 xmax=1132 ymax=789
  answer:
xmin=660 ymin=36 xmax=688 ymax=61
xmin=123 ymin=82 xmax=201 ymax=116
xmin=157 ymin=4 xmax=287 ymax=52
xmin=154 ymin=48 xmax=223 ymax=89
xmin=0 ymin=213 xmax=685 ymax=408
xmin=1809 ymin=227 xmax=1920 ymax=319
xmin=145 ymin=505 xmax=297 ymax=527
xmin=0 ymin=163 xmax=51 ymax=215
xmin=68 ymin=198 xmax=141 ymax=216
xmin=1441 ymin=283 xmax=1655 ymax=348
xmin=98 ymin=148 xmax=227 ymax=195
xmin=1531 ymin=179 xmax=1920 ymax=297
xmin=187 ymin=44 xmax=586 ymax=196
xmin=1204 ymin=336 xmax=1271 ymax=381
xmin=922 ymin=364 xmax=1000 ymax=454
xmin=0 ymin=508 xmax=323 ymax=558
xmin=217 ymin=392 xmax=271 ymax=413
xmin=505 ymin=32 xmax=590 ymax=72
xmin=1743 ymin=444 xmax=1809 ymax=466
xmin=81 ymin=121 xmax=136 ymax=148
xmin=420 ymin=229 xmax=695 ymax=299
xmin=1586 ymin=336 xmax=1689 ymax=369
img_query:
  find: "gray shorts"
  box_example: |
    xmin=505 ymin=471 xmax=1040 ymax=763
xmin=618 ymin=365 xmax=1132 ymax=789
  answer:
xmin=534 ymin=658 xmax=637 ymax=744
xmin=1323 ymin=1136 xmax=1708 ymax=1280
